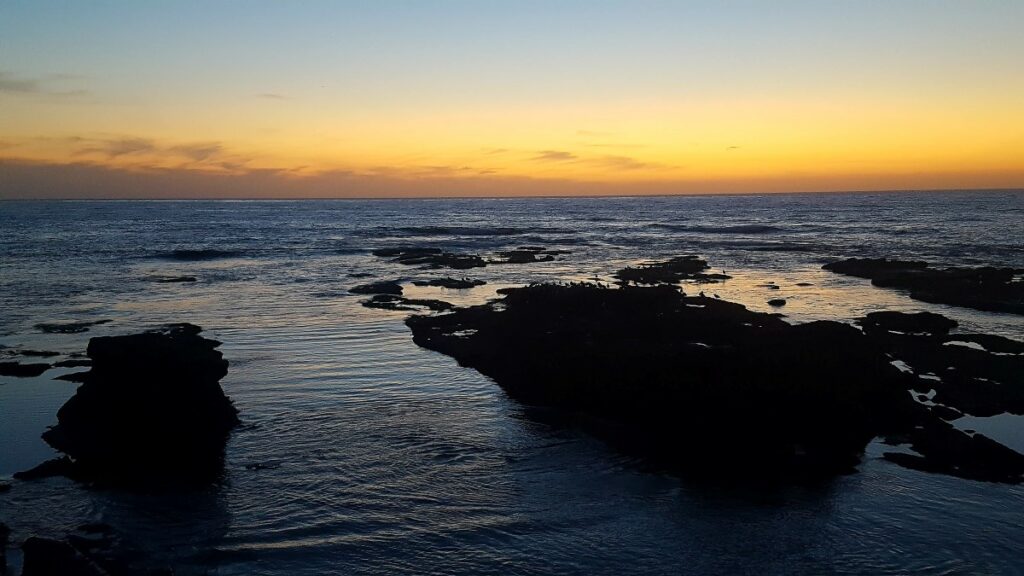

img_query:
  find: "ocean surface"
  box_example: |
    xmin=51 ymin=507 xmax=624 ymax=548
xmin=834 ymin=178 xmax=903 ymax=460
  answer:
xmin=1 ymin=190 xmax=1023 ymax=575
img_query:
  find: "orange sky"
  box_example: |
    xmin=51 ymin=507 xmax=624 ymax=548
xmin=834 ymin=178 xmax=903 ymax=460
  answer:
xmin=2 ymin=2 xmax=1023 ymax=198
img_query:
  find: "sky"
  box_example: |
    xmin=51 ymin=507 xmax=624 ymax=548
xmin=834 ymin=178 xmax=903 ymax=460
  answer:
xmin=1 ymin=0 xmax=1023 ymax=198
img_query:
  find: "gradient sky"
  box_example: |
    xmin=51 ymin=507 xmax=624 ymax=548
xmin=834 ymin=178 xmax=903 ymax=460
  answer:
xmin=2 ymin=0 xmax=1023 ymax=198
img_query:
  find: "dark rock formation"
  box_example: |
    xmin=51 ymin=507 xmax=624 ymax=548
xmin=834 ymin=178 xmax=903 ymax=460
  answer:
xmin=350 ymin=280 xmax=404 ymax=295
xmin=35 ymin=320 xmax=112 ymax=334
xmin=54 ymin=359 xmax=93 ymax=368
xmin=408 ymin=283 xmax=910 ymax=479
xmin=373 ymin=247 xmax=486 ymax=269
xmin=0 ymin=481 xmax=10 ymax=492
xmin=15 ymin=350 xmax=60 ymax=358
xmin=21 ymin=537 xmax=109 ymax=576
xmin=147 ymin=275 xmax=197 ymax=283
xmin=823 ymin=258 xmax=1024 ymax=315
xmin=14 ymin=456 xmax=79 ymax=481
xmin=55 ymin=371 xmax=91 ymax=383
xmin=407 ymin=284 xmax=1024 ymax=484
xmin=490 ymin=246 xmax=568 ymax=264
xmin=858 ymin=311 xmax=957 ymax=336
xmin=0 ymin=522 xmax=8 ymax=571
xmin=767 ymin=298 xmax=787 ymax=307
xmin=0 ymin=361 xmax=50 ymax=377
xmin=33 ymin=323 xmax=238 ymax=485
xmin=614 ymin=256 xmax=731 ymax=286
xmin=362 ymin=294 xmax=453 ymax=312
xmin=412 ymin=277 xmax=487 ymax=289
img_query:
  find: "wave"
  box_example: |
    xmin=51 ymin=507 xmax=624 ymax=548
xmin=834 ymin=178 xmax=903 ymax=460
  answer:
xmin=156 ymin=249 xmax=249 ymax=261
xmin=652 ymin=223 xmax=784 ymax=234
xmin=362 ymin=225 xmax=576 ymax=237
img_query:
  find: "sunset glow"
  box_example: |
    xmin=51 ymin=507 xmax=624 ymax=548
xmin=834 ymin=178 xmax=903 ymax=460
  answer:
xmin=2 ymin=1 xmax=1022 ymax=197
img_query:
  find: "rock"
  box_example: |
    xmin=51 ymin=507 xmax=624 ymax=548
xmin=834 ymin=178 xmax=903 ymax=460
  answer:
xmin=824 ymin=258 xmax=1024 ymax=315
xmin=37 ymin=323 xmax=239 ymax=485
xmin=796 ymin=282 xmax=814 ymax=287
xmin=373 ymin=247 xmax=486 ymax=269
xmin=767 ymin=299 xmax=787 ymax=307
xmin=0 ymin=481 xmax=10 ymax=492
xmin=0 ymin=361 xmax=50 ymax=377
xmin=858 ymin=311 xmax=957 ymax=336
xmin=0 ymin=522 xmax=8 ymax=572
xmin=407 ymin=283 xmax=910 ymax=479
xmin=55 ymin=371 xmax=91 ymax=383
xmin=21 ymin=536 xmax=109 ymax=576
xmin=614 ymin=256 xmax=731 ymax=286
xmin=362 ymin=294 xmax=453 ymax=312
xmin=14 ymin=456 xmax=79 ymax=481
xmin=490 ymin=246 xmax=566 ymax=264
xmin=412 ymin=277 xmax=487 ymax=289
xmin=15 ymin=350 xmax=60 ymax=358
xmin=35 ymin=320 xmax=112 ymax=334
xmin=54 ymin=359 xmax=93 ymax=368
xmin=349 ymin=280 xmax=404 ymax=295
xmin=147 ymin=275 xmax=197 ymax=283
xmin=883 ymin=419 xmax=1024 ymax=483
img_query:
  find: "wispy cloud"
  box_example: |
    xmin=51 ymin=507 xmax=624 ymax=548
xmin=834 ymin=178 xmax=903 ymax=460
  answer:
xmin=0 ymin=71 xmax=88 ymax=97
xmin=589 ymin=155 xmax=651 ymax=170
xmin=532 ymin=150 xmax=578 ymax=162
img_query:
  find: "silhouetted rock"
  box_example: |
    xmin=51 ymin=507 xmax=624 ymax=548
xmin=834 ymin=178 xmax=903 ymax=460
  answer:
xmin=407 ymin=283 xmax=909 ymax=479
xmin=0 ymin=522 xmax=8 ymax=571
xmin=35 ymin=320 xmax=112 ymax=334
xmin=15 ymin=350 xmax=60 ymax=358
xmin=615 ymin=256 xmax=731 ymax=286
xmin=0 ymin=361 xmax=50 ymax=377
xmin=54 ymin=359 xmax=93 ymax=368
xmin=490 ymin=247 xmax=567 ymax=264
xmin=14 ymin=456 xmax=78 ymax=481
xmin=373 ymin=247 xmax=486 ymax=269
xmin=0 ymin=481 xmax=10 ymax=492
xmin=55 ymin=371 xmax=91 ymax=383
xmin=824 ymin=258 xmax=1024 ymax=314
xmin=350 ymin=280 xmax=404 ymax=295
xmin=858 ymin=311 xmax=957 ymax=336
xmin=883 ymin=419 xmax=1024 ymax=483
xmin=767 ymin=298 xmax=787 ymax=307
xmin=408 ymin=283 xmax=1024 ymax=484
xmin=21 ymin=537 xmax=109 ymax=576
xmin=362 ymin=294 xmax=453 ymax=312
xmin=147 ymin=275 xmax=197 ymax=283
xmin=36 ymin=323 xmax=239 ymax=485
xmin=412 ymin=277 xmax=487 ymax=289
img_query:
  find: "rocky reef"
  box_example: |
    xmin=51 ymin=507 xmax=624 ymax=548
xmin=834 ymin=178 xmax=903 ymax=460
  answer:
xmin=824 ymin=258 xmax=1024 ymax=315
xmin=614 ymin=255 xmax=731 ymax=286
xmin=0 ymin=361 xmax=50 ymax=377
xmin=406 ymin=281 xmax=1024 ymax=483
xmin=373 ymin=247 xmax=486 ymax=270
xmin=21 ymin=323 xmax=239 ymax=485
xmin=412 ymin=277 xmax=486 ymax=289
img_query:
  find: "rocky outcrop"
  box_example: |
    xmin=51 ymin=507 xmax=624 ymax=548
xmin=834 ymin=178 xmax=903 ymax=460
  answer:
xmin=35 ymin=320 xmax=112 ymax=334
xmin=373 ymin=247 xmax=486 ymax=270
xmin=614 ymin=256 xmax=731 ymax=286
xmin=824 ymin=258 xmax=1024 ymax=315
xmin=412 ymin=277 xmax=486 ymax=289
xmin=350 ymin=280 xmax=404 ymax=295
xmin=362 ymin=294 xmax=453 ymax=312
xmin=29 ymin=323 xmax=239 ymax=485
xmin=0 ymin=361 xmax=50 ymax=377
xmin=406 ymin=283 xmax=1024 ymax=483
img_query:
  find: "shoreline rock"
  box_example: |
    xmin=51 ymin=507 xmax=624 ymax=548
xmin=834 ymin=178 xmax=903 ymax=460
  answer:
xmin=0 ymin=361 xmax=50 ymax=378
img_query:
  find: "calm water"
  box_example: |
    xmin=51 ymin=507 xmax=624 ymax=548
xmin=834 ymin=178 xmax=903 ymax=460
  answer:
xmin=1 ymin=191 xmax=1023 ymax=575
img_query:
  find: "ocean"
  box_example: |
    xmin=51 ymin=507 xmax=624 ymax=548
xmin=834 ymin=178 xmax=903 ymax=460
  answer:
xmin=1 ymin=190 xmax=1023 ymax=575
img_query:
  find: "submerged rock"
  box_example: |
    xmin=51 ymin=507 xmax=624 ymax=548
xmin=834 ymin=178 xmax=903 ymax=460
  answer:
xmin=350 ymin=280 xmax=404 ymax=295
xmin=490 ymin=246 xmax=568 ymax=264
xmin=35 ymin=320 xmax=112 ymax=334
xmin=767 ymin=298 xmax=787 ymax=307
xmin=0 ymin=361 xmax=50 ymax=377
xmin=373 ymin=247 xmax=486 ymax=270
xmin=362 ymin=294 xmax=453 ymax=312
xmin=824 ymin=258 xmax=1024 ymax=315
xmin=34 ymin=323 xmax=239 ymax=485
xmin=858 ymin=311 xmax=957 ymax=336
xmin=146 ymin=275 xmax=197 ymax=283
xmin=407 ymin=284 xmax=1024 ymax=484
xmin=614 ymin=255 xmax=731 ymax=286
xmin=412 ymin=277 xmax=487 ymax=289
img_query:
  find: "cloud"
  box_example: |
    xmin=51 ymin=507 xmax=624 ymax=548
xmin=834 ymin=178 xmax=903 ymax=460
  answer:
xmin=727 ymin=146 xmax=741 ymax=151
xmin=532 ymin=150 xmax=578 ymax=162
xmin=170 ymin=142 xmax=224 ymax=162
xmin=589 ymin=155 xmax=651 ymax=170
xmin=0 ymin=71 xmax=88 ymax=97
xmin=86 ymin=137 xmax=157 ymax=157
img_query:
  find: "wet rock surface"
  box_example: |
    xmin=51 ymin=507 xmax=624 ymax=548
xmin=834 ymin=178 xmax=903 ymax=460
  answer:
xmin=362 ymin=294 xmax=454 ymax=312
xmin=406 ymin=281 xmax=1024 ymax=483
xmin=35 ymin=320 xmax=112 ymax=334
xmin=0 ymin=361 xmax=50 ymax=377
xmin=373 ymin=247 xmax=486 ymax=270
xmin=614 ymin=256 xmax=731 ymax=286
xmin=26 ymin=323 xmax=239 ymax=485
xmin=824 ymin=258 xmax=1024 ymax=315
xmin=349 ymin=280 xmax=404 ymax=295
xmin=412 ymin=277 xmax=486 ymax=289
xmin=490 ymin=246 xmax=568 ymax=264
